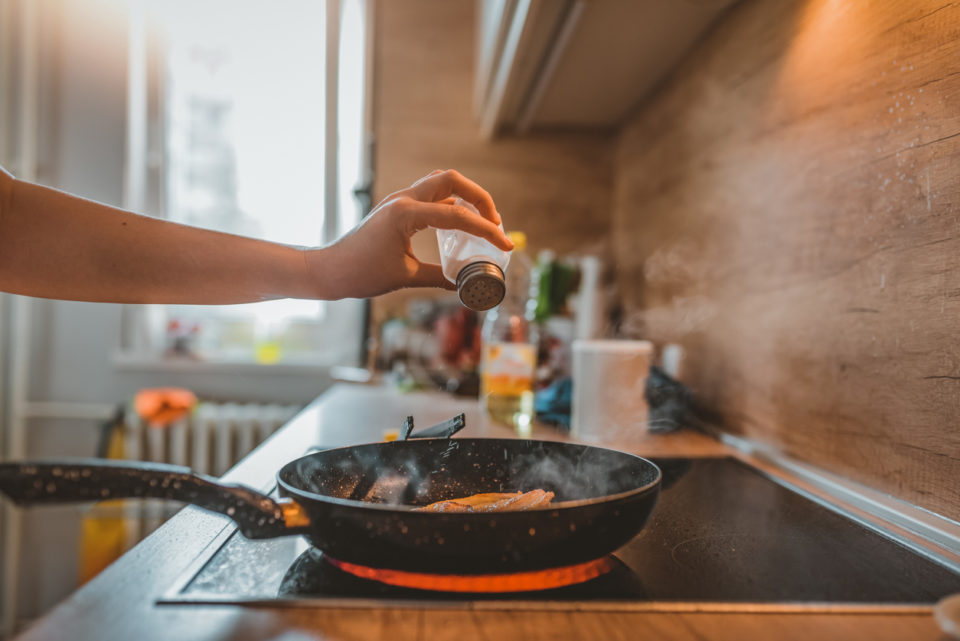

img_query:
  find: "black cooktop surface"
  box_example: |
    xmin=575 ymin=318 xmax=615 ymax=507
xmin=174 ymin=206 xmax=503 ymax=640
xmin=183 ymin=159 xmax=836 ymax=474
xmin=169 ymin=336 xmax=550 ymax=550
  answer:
xmin=162 ymin=457 xmax=960 ymax=609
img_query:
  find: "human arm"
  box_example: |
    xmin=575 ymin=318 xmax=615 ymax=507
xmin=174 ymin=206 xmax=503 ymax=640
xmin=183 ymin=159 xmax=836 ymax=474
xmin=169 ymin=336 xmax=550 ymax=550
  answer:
xmin=0 ymin=168 xmax=512 ymax=304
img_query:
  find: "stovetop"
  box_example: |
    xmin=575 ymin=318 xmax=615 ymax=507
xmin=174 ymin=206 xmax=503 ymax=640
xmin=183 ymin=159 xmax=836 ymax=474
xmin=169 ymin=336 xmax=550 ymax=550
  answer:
xmin=161 ymin=457 xmax=960 ymax=611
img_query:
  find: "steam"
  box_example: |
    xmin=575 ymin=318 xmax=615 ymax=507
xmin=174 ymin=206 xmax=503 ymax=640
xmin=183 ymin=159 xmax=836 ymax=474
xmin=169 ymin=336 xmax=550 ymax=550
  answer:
xmin=284 ymin=440 xmax=652 ymax=508
xmin=619 ymin=295 xmax=717 ymax=337
xmin=510 ymin=446 xmax=646 ymax=502
xmin=642 ymin=239 xmax=706 ymax=287
xmin=282 ymin=438 xmax=653 ymax=507
xmin=616 ymin=239 xmax=718 ymax=338
xmin=287 ymin=441 xmax=456 ymax=506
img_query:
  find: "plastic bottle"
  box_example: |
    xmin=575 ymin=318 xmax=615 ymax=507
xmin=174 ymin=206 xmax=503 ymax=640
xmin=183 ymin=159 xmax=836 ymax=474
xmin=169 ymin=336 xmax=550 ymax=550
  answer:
xmin=436 ymin=198 xmax=510 ymax=311
xmin=480 ymin=231 xmax=538 ymax=436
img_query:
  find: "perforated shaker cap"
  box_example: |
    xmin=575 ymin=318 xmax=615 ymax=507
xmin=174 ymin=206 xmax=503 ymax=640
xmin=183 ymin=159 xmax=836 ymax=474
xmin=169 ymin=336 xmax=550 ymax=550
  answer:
xmin=456 ymin=261 xmax=505 ymax=311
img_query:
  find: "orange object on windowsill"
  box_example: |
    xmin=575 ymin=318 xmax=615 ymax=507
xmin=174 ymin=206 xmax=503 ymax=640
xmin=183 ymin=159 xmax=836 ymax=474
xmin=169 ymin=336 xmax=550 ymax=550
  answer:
xmin=134 ymin=387 xmax=198 ymax=428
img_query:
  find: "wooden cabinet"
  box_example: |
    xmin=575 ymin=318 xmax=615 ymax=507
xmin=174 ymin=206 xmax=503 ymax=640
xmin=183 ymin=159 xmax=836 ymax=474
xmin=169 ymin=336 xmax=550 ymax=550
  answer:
xmin=473 ymin=0 xmax=738 ymax=137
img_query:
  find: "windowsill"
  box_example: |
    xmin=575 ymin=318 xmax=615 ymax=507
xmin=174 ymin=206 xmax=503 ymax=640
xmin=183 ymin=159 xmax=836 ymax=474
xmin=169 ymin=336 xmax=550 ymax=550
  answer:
xmin=111 ymin=351 xmax=334 ymax=376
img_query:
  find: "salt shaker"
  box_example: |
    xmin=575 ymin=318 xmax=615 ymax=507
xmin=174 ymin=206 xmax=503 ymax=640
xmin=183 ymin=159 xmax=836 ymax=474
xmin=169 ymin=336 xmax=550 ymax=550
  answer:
xmin=436 ymin=198 xmax=511 ymax=311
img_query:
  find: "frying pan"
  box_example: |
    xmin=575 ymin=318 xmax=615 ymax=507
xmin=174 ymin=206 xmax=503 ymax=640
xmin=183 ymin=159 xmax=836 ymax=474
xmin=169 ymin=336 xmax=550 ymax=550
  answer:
xmin=0 ymin=422 xmax=660 ymax=573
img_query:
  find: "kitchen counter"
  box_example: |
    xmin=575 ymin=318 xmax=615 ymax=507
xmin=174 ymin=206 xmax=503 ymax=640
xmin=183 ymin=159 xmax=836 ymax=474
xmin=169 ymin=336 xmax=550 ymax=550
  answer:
xmin=12 ymin=384 xmax=944 ymax=641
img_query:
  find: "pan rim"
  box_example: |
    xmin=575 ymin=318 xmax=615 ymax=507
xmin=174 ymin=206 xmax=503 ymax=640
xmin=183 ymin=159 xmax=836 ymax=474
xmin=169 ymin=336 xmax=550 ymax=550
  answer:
xmin=276 ymin=437 xmax=662 ymax=513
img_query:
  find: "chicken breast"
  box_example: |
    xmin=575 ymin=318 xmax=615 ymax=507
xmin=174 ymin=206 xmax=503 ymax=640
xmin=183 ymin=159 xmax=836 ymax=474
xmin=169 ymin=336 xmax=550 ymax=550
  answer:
xmin=413 ymin=489 xmax=554 ymax=513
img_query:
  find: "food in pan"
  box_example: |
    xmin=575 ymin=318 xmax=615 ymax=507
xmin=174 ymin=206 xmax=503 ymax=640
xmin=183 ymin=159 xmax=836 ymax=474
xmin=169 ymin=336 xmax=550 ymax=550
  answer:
xmin=413 ymin=489 xmax=554 ymax=512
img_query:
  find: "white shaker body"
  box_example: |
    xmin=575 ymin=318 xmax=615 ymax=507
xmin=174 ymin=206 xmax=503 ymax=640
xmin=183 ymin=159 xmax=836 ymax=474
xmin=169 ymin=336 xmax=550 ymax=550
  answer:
xmin=436 ymin=198 xmax=510 ymax=283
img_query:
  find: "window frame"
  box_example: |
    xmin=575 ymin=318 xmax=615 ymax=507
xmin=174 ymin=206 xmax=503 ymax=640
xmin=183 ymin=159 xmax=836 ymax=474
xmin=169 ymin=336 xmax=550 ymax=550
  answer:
xmin=119 ymin=0 xmax=373 ymax=369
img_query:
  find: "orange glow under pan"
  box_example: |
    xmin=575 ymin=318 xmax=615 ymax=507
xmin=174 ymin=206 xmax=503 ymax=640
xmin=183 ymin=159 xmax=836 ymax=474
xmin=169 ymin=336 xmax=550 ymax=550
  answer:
xmin=325 ymin=556 xmax=616 ymax=593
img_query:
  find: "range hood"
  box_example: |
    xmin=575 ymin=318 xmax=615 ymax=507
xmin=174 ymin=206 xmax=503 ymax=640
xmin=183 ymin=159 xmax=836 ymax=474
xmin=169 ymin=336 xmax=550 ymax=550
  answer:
xmin=475 ymin=0 xmax=740 ymax=137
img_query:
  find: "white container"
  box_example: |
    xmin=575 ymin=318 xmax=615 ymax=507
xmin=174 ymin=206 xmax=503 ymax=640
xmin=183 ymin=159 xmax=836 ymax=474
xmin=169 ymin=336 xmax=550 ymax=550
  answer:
xmin=571 ymin=339 xmax=654 ymax=444
xmin=437 ymin=199 xmax=511 ymax=310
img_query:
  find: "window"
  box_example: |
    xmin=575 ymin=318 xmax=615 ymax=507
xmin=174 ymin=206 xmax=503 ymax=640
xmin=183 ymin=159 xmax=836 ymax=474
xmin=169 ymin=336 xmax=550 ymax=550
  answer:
xmin=123 ymin=0 xmax=369 ymax=366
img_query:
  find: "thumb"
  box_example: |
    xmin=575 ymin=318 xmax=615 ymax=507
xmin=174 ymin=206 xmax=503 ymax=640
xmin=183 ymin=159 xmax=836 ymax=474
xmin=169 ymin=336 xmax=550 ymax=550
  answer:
xmin=410 ymin=262 xmax=456 ymax=290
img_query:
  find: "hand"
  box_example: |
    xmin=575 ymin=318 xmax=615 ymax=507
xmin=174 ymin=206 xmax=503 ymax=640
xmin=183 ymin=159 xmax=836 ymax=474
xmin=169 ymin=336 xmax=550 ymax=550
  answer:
xmin=307 ymin=170 xmax=514 ymax=299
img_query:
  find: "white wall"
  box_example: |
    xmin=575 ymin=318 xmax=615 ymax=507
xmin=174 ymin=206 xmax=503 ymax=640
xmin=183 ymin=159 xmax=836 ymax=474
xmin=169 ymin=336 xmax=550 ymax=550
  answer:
xmin=3 ymin=0 xmax=335 ymax=627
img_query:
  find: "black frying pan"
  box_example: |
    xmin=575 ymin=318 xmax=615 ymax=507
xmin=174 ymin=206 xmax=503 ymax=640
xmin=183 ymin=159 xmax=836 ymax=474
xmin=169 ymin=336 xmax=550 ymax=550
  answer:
xmin=0 ymin=426 xmax=660 ymax=573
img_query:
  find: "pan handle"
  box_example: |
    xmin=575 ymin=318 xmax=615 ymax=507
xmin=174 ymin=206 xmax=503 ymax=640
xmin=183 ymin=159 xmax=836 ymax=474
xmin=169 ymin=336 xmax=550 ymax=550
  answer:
xmin=0 ymin=459 xmax=309 ymax=539
xmin=405 ymin=413 xmax=466 ymax=440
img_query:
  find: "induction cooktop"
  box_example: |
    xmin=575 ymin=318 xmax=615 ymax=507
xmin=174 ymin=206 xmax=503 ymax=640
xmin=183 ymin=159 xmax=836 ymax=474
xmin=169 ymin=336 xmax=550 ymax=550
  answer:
xmin=161 ymin=457 xmax=960 ymax=611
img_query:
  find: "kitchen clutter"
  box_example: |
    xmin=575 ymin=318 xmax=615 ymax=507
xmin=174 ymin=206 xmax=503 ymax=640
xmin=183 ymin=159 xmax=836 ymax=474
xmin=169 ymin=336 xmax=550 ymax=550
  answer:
xmin=377 ymin=239 xmax=691 ymax=435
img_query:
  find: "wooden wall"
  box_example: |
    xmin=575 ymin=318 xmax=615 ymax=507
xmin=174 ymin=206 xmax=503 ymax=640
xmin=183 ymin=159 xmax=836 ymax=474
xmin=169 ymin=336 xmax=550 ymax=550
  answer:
xmin=370 ymin=0 xmax=615 ymax=324
xmin=613 ymin=0 xmax=960 ymax=518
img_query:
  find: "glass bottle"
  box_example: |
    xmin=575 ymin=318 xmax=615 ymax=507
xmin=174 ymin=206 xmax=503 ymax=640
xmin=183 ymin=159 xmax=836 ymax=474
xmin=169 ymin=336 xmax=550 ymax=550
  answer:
xmin=479 ymin=231 xmax=538 ymax=436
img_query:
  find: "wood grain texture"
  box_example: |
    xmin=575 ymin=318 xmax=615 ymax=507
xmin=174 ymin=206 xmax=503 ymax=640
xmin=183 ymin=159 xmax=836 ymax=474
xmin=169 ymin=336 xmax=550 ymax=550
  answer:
xmin=612 ymin=0 xmax=960 ymax=518
xmin=370 ymin=0 xmax=615 ymax=325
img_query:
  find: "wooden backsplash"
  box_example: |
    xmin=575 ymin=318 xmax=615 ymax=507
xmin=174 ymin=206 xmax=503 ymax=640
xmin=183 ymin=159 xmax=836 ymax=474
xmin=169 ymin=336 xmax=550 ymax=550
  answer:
xmin=613 ymin=0 xmax=960 ymax=518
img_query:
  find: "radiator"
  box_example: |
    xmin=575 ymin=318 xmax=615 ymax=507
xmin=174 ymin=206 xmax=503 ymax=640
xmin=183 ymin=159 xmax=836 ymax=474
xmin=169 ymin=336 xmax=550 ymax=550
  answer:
xmin=118 ymin=401 xmax=301 ymax=541
xmin=124 ymin=401 xmax=301 ymax=475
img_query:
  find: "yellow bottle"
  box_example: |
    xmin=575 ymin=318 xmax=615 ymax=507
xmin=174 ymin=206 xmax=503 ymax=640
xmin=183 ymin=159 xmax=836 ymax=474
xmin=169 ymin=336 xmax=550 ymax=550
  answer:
xmin=480 ymin=232 xmax=538 ymax=436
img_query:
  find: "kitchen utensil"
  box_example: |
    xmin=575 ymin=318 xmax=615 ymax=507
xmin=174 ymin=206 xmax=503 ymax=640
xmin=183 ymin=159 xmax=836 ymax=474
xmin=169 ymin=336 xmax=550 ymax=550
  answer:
xmin=0 ymin=432 xmax=660 ymax=574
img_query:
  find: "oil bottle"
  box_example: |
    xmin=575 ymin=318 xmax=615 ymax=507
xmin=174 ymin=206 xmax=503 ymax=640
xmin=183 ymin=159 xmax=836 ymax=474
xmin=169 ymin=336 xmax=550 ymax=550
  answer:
xmin=479 ymin=231 xmax=538 ymax=436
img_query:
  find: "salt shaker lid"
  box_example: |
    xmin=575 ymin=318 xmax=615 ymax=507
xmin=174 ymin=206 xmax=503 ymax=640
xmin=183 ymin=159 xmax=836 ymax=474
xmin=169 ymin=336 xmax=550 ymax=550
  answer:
xmin=456 ymin=261 xmax=505 ymax=311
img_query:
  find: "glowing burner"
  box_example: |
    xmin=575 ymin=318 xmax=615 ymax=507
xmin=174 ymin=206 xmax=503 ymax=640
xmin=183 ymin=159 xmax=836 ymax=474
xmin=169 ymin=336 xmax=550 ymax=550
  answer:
xmin=324 ymin=557 xmax=616 ymax=593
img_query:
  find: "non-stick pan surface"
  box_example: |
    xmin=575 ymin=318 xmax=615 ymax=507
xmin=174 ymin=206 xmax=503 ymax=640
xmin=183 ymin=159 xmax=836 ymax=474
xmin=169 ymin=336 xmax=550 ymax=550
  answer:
xmin=277 ymin=438 xmax=661 ymax=572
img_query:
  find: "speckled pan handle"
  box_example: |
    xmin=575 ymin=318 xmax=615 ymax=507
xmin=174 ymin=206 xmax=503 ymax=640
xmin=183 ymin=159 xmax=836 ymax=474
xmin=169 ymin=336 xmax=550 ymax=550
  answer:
xmin=406 ymin=413 xmax=466 ymax=440
xmin=0 ymin=459 xmax=309 ymax=539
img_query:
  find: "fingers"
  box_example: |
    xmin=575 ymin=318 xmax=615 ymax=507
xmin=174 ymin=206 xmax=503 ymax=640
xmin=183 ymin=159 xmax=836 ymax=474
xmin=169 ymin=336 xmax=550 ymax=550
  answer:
xmin=405 ymin=201 xmax=514 ymax=251
xmin=409 ymin=169 xmax=446 ymax=188
xmin=374 ymin=173 xmax=449 ymax=211
xmin=405 ymin=170 xmax=500 ymax=225
xmin=409 ymin=262 xmax=456 ymax=290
